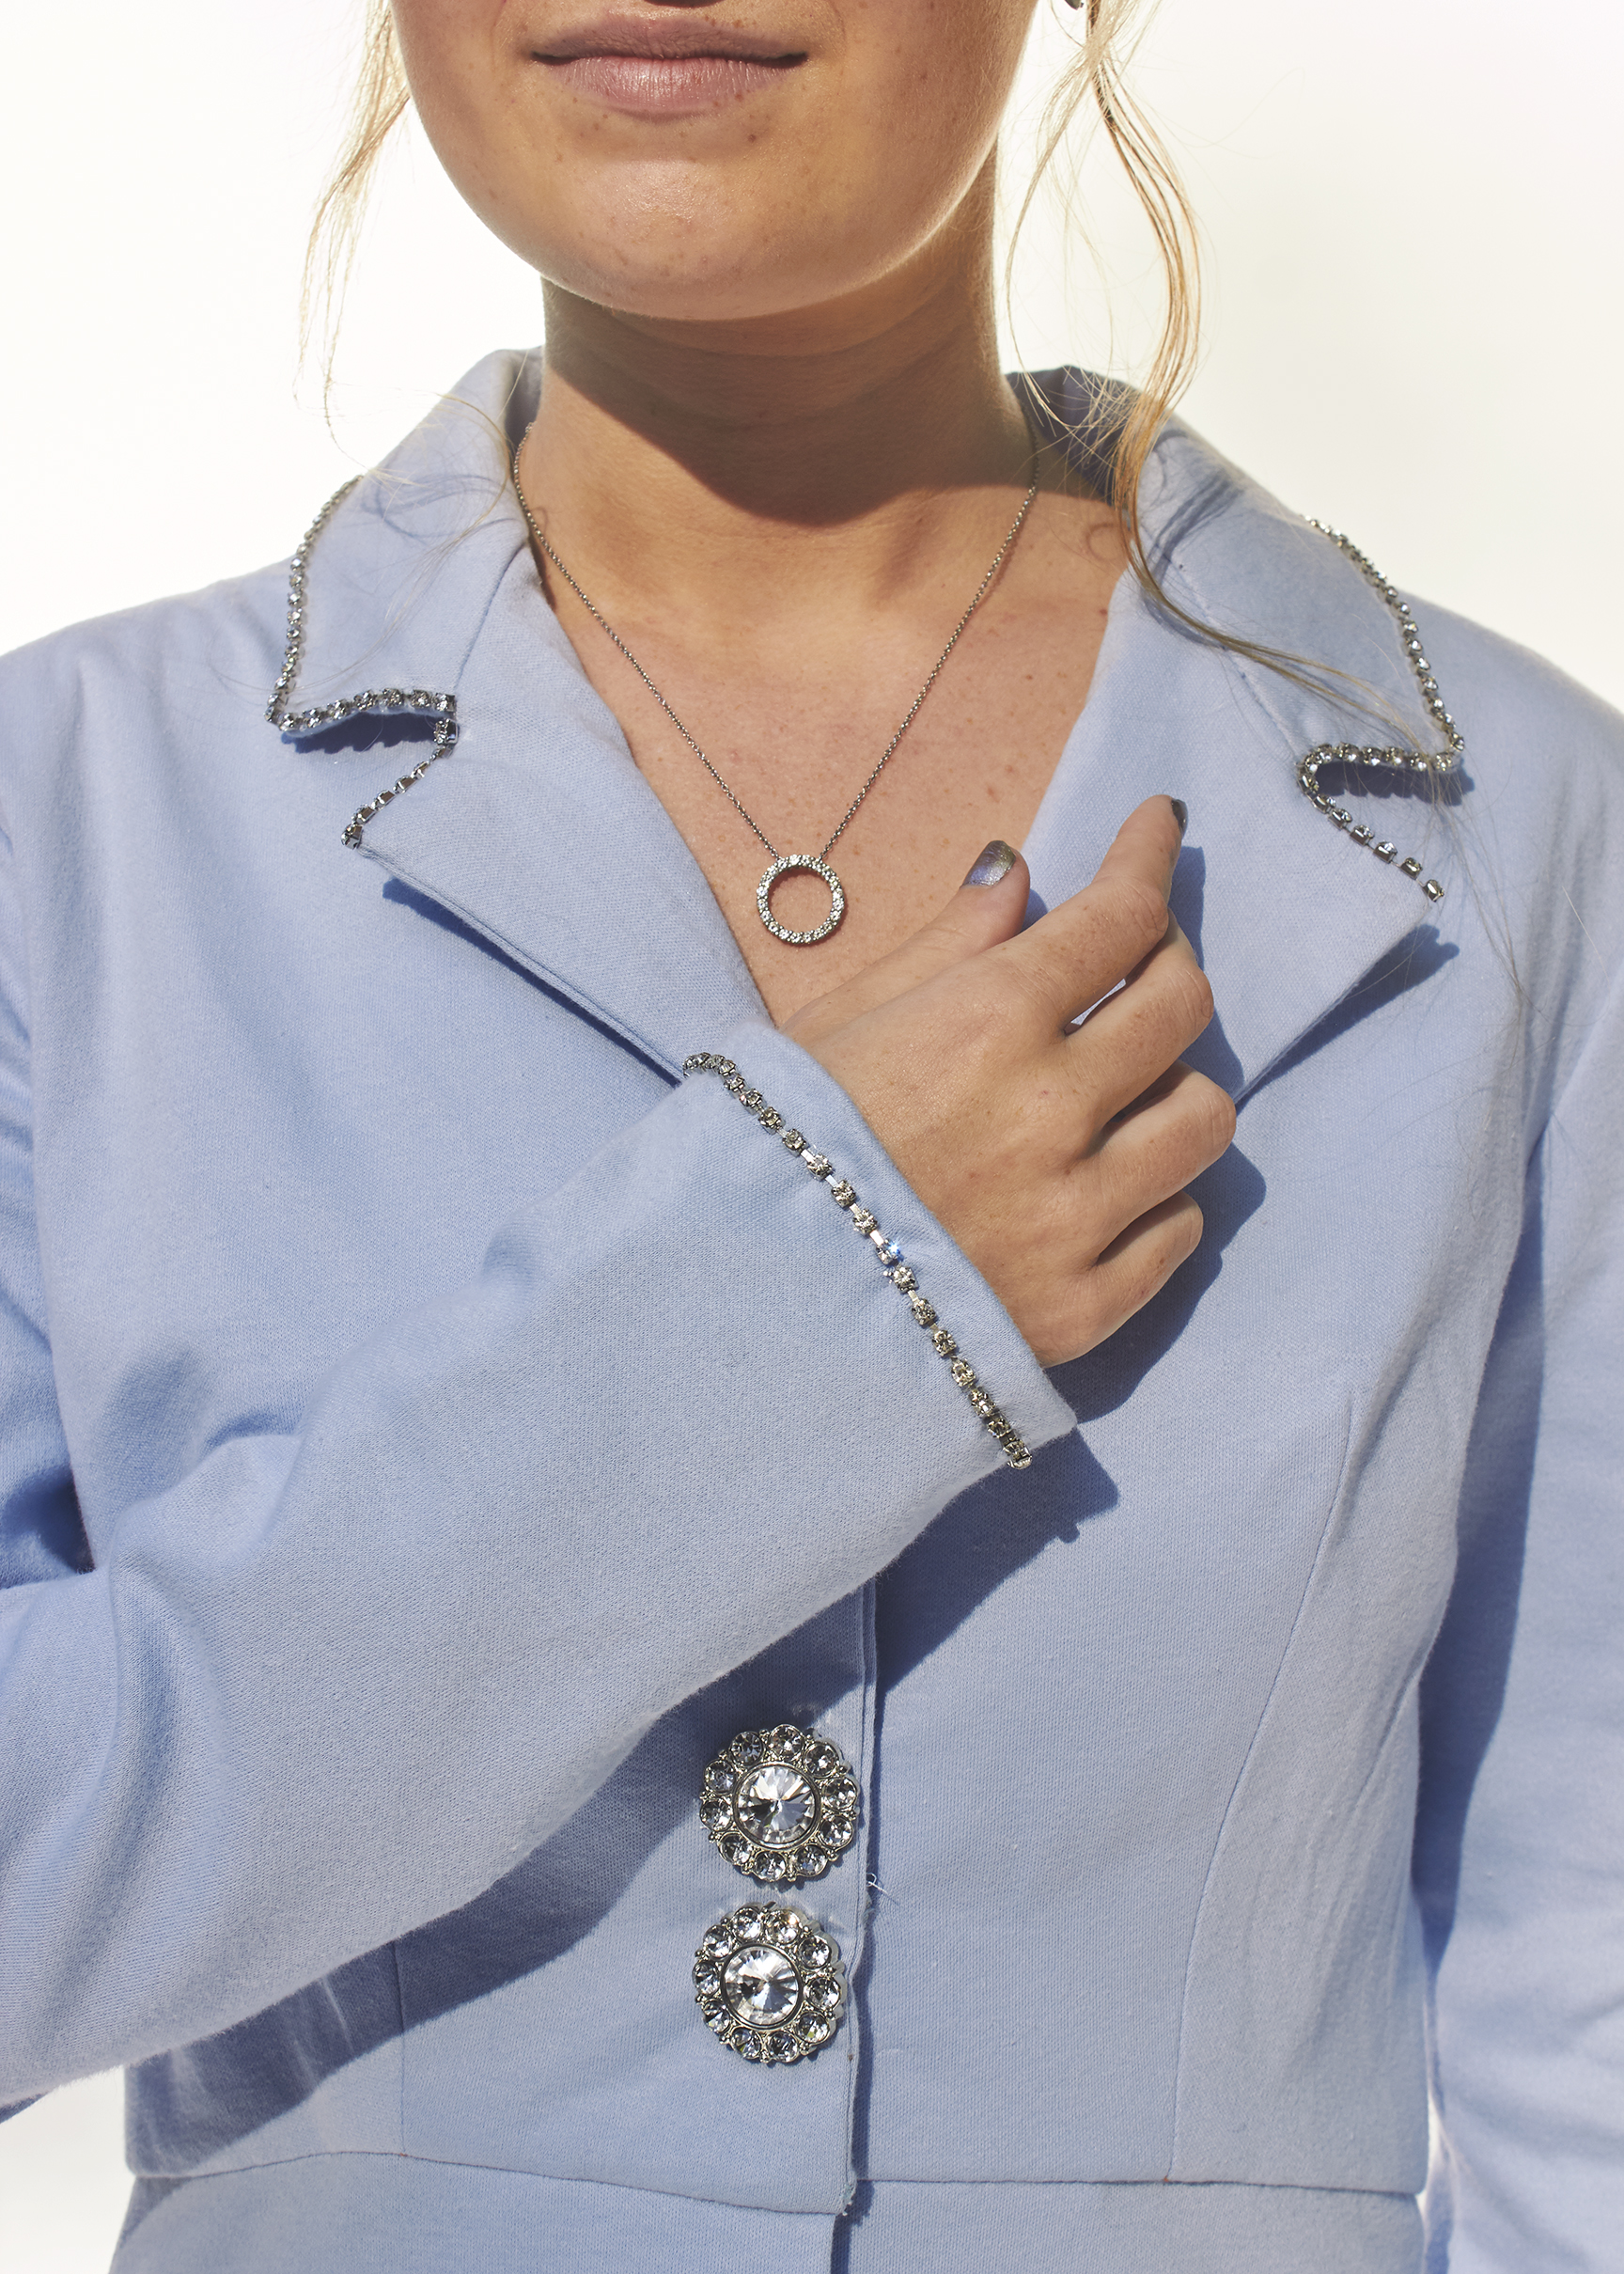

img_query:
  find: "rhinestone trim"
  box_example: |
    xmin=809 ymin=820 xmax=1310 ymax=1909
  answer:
xmin=1295 ymin=524 xmax=1462 ymax=902
xmin=264 ymin=479 xmax=461 ymax=849
xmin=694 ymin=1903 xmax=847 ymax=2063
xmin=701 ymin=1724 xmax=860 ymax=1885
xmin=682 ymin=1052 xmax=1032 ymax=1469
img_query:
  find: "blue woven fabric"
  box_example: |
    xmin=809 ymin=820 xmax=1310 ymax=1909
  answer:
xmin=1 ymin=354 xmax=1619 ymax=2271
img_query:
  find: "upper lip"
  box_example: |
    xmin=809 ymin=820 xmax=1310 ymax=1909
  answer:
xmin=537 ymin=13 xmax=806 ymax=60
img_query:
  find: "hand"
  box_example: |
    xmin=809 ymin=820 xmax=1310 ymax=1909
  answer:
xmin=784 ymin=797 xmax=1235 ymax=1368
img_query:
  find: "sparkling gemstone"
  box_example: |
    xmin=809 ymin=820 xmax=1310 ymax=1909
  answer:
xmin=733 ymin=1733 xmax=765 ymax=1764
xmin=910 ymin=1295 xmax=937 ymax=1326
xmin=807 ymin=1743 xmax=837 ymax=1775
xmin=766 ymin=2032 xmax=796 ymax=2062
xmin=758 ymin=1853 xmax=788 ymax=1882
xmin=700 ymin=1797 xmax=731 ymax=1831
xmin=820 ymin=1815 xmax=853 ymax=1851
xmin=851 ymin=1208 xmax=877 ymax=1234
xmin=892 ymin=1267 xmax=917 ymax=1292
xmin=830 ymin=1181 xmax=856 ymax=1208
xmin=931 ymin=1329 xmax=957 ymax=1357
xmin=803 ymin=1153 xmax=831 ymax=1178
xmin=732 ymin=1906 xmax=766 ymax=1937
xmin=773 ymin=1910 xmax=804 ymax=1942
xmin=737 ymin=1764 xmax=817 ymax=1847
xmin=970 ymin=1388 xmax=997 ymax=1418
xmin=797 ymin=2017 xmax=831 ymax=2045
xmin=950 ymin=1359 xmax=976 ymax=1388
xmin=738 ymin=2031 xmax=765 ymax=2061
xmin=724 ymin=1945 xmax=804 ymax=2026
xmin=720 ymin=1835 xmax=753 ymax=1867
xmin=781 ymin=1129 xmax=805 ymax=1153
xmin=803 ymin=1936 xmax=833 ymax=1968
xmin=773 ymin=1726 xmax=806 ymax=1758
xmin=801 ymin=1845 xmax=829 ymax=1874
xmin=706 ymin=2006 xmax=732 ymax=2034
xmin=741 ymin=1090 xmax=764 ymax=1111
xmin=804 ymin=1973 xmax=841 ymax=2013
xmin=694 ymin=1963 xmax=722 ymax=1996
xmin=702 ymin=1924 xmax=736 ymax=1958
xmin=704 ymin=1764 xmax=734 ymax=1793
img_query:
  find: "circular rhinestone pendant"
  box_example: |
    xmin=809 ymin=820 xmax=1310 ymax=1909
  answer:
xmin=693 ymin=1905 xmax=847 ymax=2064
xmin=756 ymin=855 xmax=846 ymax=947
xmin=700 ymin=1725 xmax=860 ymax=1884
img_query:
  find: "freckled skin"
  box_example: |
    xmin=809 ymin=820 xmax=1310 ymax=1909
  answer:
xmin=395 ymin=1 xmax=1132 ymax=1021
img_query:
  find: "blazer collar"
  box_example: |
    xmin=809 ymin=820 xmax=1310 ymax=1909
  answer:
xmin=287 ymin=352 xmax=1456 ymax=1091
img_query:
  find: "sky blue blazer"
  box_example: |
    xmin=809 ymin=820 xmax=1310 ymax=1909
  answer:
xmin=1 ymin=353 xmax=1619 ymax=2274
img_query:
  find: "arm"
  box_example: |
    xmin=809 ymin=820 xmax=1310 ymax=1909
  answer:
xmin=1 ymin=800 xmax=1223 ymax=2097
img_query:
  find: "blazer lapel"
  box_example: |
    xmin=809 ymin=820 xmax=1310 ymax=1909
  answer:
xmin=283 ymin=349 xmax=765 ymax=1076
xmin=361 ymin=550 xmax=766 ymax=1074
xmin=1023 ymin=392 xmax=1459 ymax=1101
xmin=286 ymin=355 xmax=1461 ymax=1095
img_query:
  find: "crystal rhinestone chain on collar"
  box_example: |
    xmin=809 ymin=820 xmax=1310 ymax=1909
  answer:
xmin=701 ymin=1725 xmax=860 ymax=1886
xmin=695 ymin=1904 xmax=847 ymax=2065
xmin=265 ymin=484 xmax=1460 ymax=904
xmin=1292 ymin=524 xmax=1462 ymax=902
xmin=263 ymin=479 xmax=461 ymax=850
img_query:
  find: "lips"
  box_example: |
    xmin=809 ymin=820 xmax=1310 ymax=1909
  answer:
xmin=536 ymin=12 xmax=807 ymax=116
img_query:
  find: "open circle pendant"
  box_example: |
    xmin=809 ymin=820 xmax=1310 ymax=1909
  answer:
xmin=756 ymin=855 xmax=847 ymax=947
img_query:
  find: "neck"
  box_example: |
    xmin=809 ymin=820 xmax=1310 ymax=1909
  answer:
xmin=517 ymin=175 xmax=1043 ymax=632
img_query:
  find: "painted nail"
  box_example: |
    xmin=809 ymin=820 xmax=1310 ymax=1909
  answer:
xmin=962 ymin=839 xmax=1018 ymax=887
xmin=1170 ymin=799 xmax=1189 ymax=839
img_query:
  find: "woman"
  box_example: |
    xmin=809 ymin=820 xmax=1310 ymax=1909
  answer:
xmin=1 ymin=0 xmax=1619 ymax=2267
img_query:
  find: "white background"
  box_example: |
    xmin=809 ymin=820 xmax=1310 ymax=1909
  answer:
xmin=1 ymin=0 xmax=1619 ymax=2266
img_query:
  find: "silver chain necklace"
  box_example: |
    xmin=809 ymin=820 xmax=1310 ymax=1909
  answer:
xmin=510 ymin=440 xmax=1039 ymax=945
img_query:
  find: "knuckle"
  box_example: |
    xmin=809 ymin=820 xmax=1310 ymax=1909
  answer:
xmin=1109 ymin=876 xmax=1172 ymax=963
xmin=1193 ymin=1076 xmax=1237 ymax=1155
xmin=1163 ymin=957 xmax=1214 ymax=1037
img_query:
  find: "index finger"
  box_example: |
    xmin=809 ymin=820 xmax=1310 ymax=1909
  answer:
xmin=997 ymin=794 xmax=1186 ymax=1030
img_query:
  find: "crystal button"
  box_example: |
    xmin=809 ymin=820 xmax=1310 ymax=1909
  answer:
xmin=693 ymin=1905 xmax=847 ymax=2065
xmin=699 ymin=1725 xmax=861 ymax=1885
xmin=737 ymin=1764 xmax=815 ymax=1846
xmin=723 ymin=1945 xmax=801 ymax=2024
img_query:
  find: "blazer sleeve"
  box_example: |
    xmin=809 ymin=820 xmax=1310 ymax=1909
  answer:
xmin=0 ymin=837 xmax=1075 ymax=2098
xmin=1415 ymin=956 xmax=1624 ymax=2270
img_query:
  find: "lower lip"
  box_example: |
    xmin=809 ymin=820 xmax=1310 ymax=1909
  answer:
xmin=544 ymin=54 xmax=801 ymax=117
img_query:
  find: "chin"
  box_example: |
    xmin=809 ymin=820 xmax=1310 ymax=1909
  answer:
xmin=520 ymin=210 xmax=898 ymax=329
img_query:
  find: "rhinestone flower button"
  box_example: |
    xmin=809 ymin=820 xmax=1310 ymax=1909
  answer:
xmin=701 ymin=1724 xmax=860 ymax=1884
xmin=694 ymin=1904 xmax=847 ymax=2063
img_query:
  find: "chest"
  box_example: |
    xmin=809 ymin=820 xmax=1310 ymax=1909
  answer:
xmin=538 ymin=518 xmax=1125 ymax=1020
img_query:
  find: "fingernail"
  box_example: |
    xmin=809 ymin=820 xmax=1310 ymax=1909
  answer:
xmin=963 ymin=839 xmax=1018 ymax=887
xmin=1170 ymin=799 xmax=1189 ymax=839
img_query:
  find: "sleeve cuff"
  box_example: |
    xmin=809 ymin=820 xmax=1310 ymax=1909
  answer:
xmin=687 ymin=1019 xmax=1076 ymax=1470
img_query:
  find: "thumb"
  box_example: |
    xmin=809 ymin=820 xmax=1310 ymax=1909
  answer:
xmin=784 ymin=839 xmax=1030 ymax=1046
